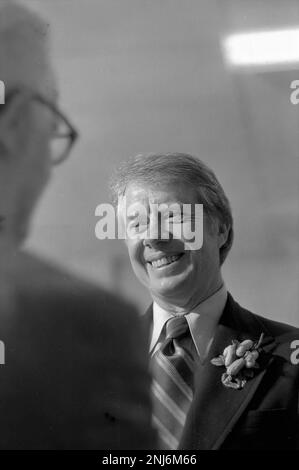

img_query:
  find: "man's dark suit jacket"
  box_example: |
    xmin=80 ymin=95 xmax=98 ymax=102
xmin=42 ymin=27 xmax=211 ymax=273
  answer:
xmin=145 ymin=293 xmax=299 ymax=450
xmin=0 ymin=252 xmax=155 ymax=449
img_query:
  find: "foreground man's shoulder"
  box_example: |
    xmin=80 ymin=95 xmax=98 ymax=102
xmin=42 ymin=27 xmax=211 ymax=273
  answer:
xmin=4 ymin=251 xmax=140 ymax=325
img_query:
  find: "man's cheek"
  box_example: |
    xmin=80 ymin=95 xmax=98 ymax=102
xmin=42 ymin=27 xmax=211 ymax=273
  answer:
xmin=129 ymin=245 xmax=145 ymax=270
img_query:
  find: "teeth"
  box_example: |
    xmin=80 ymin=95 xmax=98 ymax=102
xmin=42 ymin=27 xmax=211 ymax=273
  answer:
xmin=151 ymin=255 xmax=181 ymax=268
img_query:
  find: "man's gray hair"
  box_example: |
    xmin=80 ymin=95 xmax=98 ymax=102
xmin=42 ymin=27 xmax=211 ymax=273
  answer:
xmin=110 ymin=152 xmax=234 ymax=265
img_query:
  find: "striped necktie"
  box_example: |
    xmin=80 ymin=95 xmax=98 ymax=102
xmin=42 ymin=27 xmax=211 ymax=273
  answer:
xmin=151 ymin=315 xmax=195 ymax=450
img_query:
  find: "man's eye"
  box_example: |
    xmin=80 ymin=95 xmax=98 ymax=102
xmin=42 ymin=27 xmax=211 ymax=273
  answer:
xmin=128 ymin=220 xmax=147 ymax=230
xmin=129 ymin=221 xmax=139 ymax=229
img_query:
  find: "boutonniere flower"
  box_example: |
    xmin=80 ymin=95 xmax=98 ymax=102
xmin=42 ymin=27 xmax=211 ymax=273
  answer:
xmin=211 ymin=333 xmax=264 ymax=389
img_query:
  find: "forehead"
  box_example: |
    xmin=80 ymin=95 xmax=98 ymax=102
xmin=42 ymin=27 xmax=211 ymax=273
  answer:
xmin=123 ymin=181 xmax=198 ymax=206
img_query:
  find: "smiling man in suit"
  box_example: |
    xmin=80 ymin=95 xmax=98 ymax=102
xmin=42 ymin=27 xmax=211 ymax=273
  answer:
xmin=112 ymin=152 xmax=299 ymax=450
xmin=0 ymin=2 xmax=154 ymax=449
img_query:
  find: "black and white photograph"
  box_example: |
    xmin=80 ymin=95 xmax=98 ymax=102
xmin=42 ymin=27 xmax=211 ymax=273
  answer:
xmin=0 ymin=0 xmax=298 ymax=455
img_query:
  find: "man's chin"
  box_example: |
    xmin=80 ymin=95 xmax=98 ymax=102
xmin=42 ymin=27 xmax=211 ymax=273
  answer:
xmin=150 ymin=270 xmax=192 ymax=299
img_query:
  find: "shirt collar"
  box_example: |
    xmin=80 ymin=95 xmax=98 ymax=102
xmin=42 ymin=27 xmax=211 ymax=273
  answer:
xmin=150 ymin=284 xmax=227 ymax=361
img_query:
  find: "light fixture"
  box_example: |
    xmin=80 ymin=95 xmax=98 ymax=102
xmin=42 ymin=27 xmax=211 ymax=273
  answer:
xmin=223 ymin=28 xmax=299 ymax=66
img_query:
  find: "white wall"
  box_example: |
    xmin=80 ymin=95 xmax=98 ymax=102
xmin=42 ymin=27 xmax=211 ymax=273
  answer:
xmin=20 ymin=0 xmax=299 ymax=326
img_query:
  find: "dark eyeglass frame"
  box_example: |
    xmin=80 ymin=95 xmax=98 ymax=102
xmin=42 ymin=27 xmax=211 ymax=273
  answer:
xmin=3 ymin=89 xmax=79 ymax=165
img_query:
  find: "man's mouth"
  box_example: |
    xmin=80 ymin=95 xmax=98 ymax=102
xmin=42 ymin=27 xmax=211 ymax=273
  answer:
xmin=148 ymin=253 xmax=184 ymax=269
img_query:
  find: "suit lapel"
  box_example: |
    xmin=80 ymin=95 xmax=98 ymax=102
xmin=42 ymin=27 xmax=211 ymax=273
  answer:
xmin=143 ymin=294 xmax=277 ymax=450
xmin=179 ymin=294 xmax=277 ymax=450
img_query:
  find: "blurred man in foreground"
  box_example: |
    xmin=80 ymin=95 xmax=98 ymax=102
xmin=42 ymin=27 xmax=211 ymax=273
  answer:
xmin=0 ymin=2 xmax=154 ymax=449
xmin=112 ymin=152 xmax=299 ymax=450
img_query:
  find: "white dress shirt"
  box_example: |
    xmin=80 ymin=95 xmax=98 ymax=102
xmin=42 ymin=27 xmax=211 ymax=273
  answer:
xmin=150 ymin=284 xmax=227 ymax=363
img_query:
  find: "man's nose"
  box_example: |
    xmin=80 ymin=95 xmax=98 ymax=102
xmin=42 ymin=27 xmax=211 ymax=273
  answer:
xmin=143 ymin=237 xmax=170 ymax=249
xmin=143 ymin=213 xmax=172 ymax=247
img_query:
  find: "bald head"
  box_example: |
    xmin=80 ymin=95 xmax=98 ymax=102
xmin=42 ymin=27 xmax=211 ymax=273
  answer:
xmin=0 ymin=0 xmax=56 ymax=96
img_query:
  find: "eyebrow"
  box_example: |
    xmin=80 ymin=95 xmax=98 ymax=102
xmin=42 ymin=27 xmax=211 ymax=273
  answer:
xmin=126 ymin=203 xmax=186 ymax=219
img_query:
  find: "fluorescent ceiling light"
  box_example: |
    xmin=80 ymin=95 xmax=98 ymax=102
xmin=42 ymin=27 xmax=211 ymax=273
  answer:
xmin=224 ymin=28 xmax=299 ymax=66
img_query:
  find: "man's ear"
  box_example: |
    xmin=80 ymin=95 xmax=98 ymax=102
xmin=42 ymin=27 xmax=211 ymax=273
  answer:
xmin=0 ymin=93 xmax=31 ymax=159
xmin=217 ymin=222 xmax=230 ymax=249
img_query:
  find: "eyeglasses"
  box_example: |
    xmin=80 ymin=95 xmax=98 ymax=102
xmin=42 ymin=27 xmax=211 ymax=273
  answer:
xmin=31 ymin=94 xmax=79 ymax=165
xmin=3 ymin=89 xmax=79 ymax=165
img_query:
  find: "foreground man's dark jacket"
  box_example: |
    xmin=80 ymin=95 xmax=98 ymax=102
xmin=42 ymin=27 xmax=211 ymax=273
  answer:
xmin=0 ymin=252 xmax=155 ymax=449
